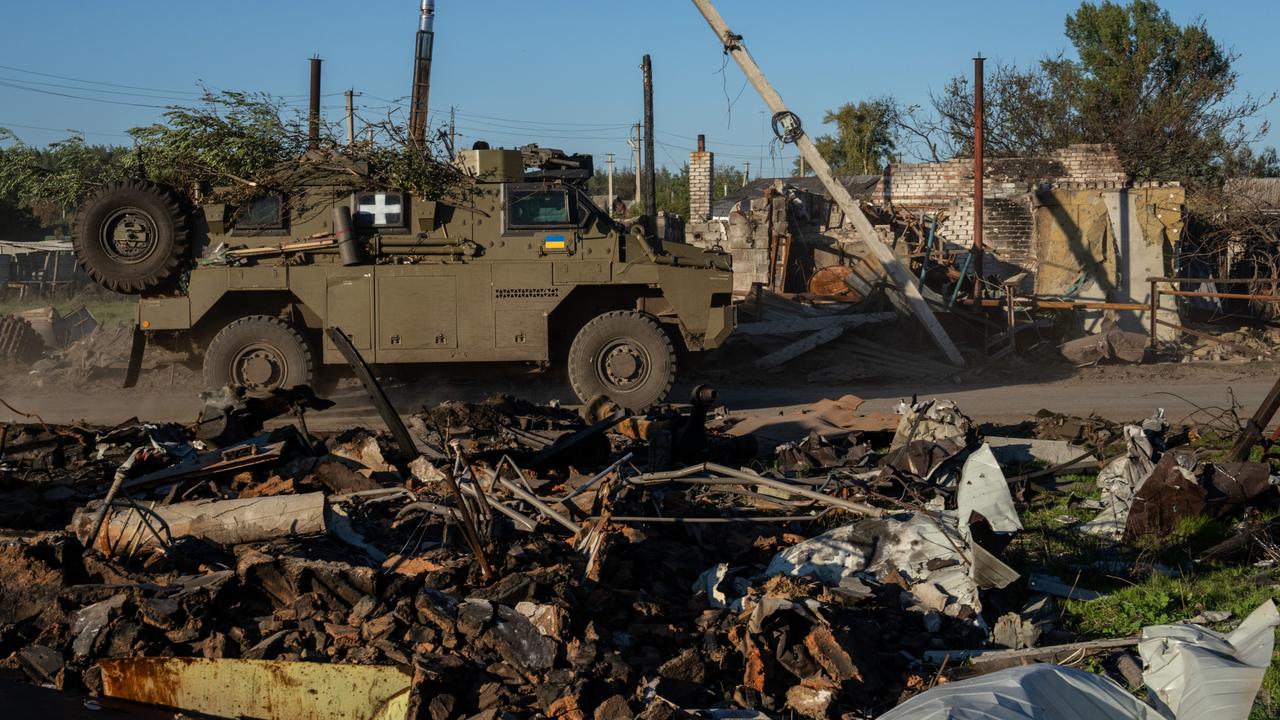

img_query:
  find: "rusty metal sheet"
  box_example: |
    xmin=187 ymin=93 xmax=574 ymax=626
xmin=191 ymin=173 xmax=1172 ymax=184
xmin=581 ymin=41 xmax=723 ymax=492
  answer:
xmin=99 ymin=657 xmax=411 ymax=720
xmin=1124 ymin=453 xmax=1205 ymax=540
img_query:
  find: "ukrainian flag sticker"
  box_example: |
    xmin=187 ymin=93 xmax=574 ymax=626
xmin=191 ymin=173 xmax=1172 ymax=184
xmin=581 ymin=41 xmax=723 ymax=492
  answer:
xmin=543 ymin=235 xmax=568 ymax=251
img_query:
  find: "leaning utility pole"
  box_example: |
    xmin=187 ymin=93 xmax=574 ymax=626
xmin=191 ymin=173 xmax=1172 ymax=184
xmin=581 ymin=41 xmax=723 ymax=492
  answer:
xmin=690 ymin=0 xmax=963 ymax=366
xmin=642 ymin=55 xmax=657 ymax=226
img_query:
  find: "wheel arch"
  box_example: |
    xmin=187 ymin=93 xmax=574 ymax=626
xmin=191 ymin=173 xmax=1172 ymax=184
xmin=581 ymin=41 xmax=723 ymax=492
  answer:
xmin=188 ymin=290 xmax=312 ymax=351
xmin=547 ymin=284 xmax=689 ymax=360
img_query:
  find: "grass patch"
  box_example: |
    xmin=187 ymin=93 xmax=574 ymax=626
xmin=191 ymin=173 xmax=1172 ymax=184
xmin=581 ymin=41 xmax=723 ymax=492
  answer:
xmin=1061 ymin=565 xmax=1280 ymax=719
xmin=1009 ymin=471 xmax=1280 ymax=718
xmin=0 ymin=298 xmax=135 ymax=325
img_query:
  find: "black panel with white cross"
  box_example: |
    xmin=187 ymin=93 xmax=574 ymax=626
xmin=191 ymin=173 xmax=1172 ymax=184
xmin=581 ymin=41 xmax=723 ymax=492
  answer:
xmin=353 ymin=191 xmax=407 ymax=229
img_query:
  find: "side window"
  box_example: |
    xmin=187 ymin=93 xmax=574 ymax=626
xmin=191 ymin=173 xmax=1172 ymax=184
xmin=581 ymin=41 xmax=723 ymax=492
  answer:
xmin=507 ymin=189 xmax=573 ymax=229
xmin=234 ymin=194 xmax=287 ymax=233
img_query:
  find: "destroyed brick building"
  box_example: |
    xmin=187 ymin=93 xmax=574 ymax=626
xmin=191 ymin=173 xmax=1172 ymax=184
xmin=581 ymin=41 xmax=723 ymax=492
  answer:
xmin=687 ymin=143 xmax=1185 ymax=340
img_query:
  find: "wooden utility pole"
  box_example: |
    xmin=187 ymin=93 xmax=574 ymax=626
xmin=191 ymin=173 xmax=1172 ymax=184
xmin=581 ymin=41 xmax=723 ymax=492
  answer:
xmin=606 ymin=152 xmax=616 ymax=216
xmin=631 ymin=123 xmax=642 ymax=213
xmin=690 ymin=0 xmax=964 ymax=366
xmin=642 ymin=55 xmax=657 ymax=223
xmin=743 ymin=161 xmax=750 ymax=186
xmin=345 ymin=89 xmax=355 ymax=147
xmin=449 ymin=106 xmax=457 ymax=154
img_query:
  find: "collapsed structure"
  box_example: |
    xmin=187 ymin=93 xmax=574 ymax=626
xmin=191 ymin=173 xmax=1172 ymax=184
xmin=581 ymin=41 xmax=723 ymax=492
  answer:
xmin=687 ymin=143 xmax=1185 ymax=343
xmin=1 ymin=367 xmax=1278 ymax=718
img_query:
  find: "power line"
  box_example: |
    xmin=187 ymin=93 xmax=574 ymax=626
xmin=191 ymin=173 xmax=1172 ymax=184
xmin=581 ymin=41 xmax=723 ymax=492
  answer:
xmin=656 ymin=130 xmax=769 ymax=149
xmin=0 ymin=63 xmax=327 ymax=99
xmin=0 ymin=75 xmax=198 ymax=102
xmin=452 ymin=124 xmax=628 ymax=143
xmin=0 ymin=81 xmax=169 ymax=108
xmin=0 ymin=121 xmax=130 ymax=138
xmin=0 ymin=63 xmax=204 ymax=96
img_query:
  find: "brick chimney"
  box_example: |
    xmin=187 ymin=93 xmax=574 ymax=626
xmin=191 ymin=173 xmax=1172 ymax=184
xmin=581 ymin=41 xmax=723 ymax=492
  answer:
xmin=689 ymin=134 xmax=714 ymax=222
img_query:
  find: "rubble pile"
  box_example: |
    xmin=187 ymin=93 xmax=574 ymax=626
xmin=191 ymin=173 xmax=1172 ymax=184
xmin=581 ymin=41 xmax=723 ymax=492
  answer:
xmin=0 ymin=387 xmax=1277 ymax=719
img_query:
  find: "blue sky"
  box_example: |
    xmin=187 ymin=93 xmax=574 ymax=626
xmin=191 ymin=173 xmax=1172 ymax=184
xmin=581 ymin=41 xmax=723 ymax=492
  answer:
xmin=0 ymin=1 xmax=1275 ymax=175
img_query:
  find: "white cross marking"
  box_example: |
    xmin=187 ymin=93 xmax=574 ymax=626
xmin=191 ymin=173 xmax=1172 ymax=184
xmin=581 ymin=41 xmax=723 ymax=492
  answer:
xmin=357 ymin=193 xmax=402 ymax=225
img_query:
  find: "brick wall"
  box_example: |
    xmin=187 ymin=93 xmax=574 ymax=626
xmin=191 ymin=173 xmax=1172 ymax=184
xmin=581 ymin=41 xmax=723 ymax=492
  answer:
xmin=869 ymin=144 xmax=1129 ymax=266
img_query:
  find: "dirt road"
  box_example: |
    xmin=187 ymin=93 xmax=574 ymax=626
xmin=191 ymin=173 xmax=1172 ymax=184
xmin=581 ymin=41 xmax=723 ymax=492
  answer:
xmin=0 ymin=360 xmax=1272 ymax=431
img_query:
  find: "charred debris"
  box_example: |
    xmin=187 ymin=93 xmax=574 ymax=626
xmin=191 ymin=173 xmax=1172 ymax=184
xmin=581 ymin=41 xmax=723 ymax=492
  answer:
xmin=2 ymin=365 xmax=1280 ymax=718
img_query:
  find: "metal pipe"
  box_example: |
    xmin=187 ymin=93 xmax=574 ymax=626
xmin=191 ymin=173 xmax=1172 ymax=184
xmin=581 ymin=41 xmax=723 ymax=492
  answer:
xmin=333 ymin=206 xmax=364 ymax=266
xmin=1149 ymin=279 xmax=1158 ymax=348
xmin=1161 ymin=289 xmax=1280 ymax=302
xmin=1147 ymin=276 xmax=1280 ymax=284
xmin=495 ymin=475 xmax=581 ymax=534
xmin=308 ymin=57 xmax=322 ymax=151
xmin=962 ymin=298 xmax=1149 ymax=311
xmin=642 ymin=54 xmax=657 ymax=230
xmin=459 ymin=483 xmax=536 ymax=532
xmin=630 ymin=462 xmax=882 ymax=518
xmin=949 ymin=252 xmax=973 ymax=306
xmin=587 ymin=514 xmax=829 ymax=525
xmin=972 ymin=55 xmax=984 ymax=302
xmin=408 ymin=0 xmax=436 ymax=146
xmin=559 ymin=452 xmax=633 ymax=505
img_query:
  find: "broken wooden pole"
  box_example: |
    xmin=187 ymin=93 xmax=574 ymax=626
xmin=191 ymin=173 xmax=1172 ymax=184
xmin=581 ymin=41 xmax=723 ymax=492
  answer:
xmin=327 ymin=327 xmax=494 ymax=579
xmin=690 ymin=0 xmax=964 ymax=367
xmin=72 ymin=492 xmax=329 ymax=555
xmin=1227 ymin=373 xmax=1280 ymax=463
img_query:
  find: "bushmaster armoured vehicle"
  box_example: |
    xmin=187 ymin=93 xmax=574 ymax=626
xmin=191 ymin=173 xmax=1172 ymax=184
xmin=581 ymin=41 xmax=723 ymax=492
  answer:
xmin=72 ymin=147 xmax=735 ymax=410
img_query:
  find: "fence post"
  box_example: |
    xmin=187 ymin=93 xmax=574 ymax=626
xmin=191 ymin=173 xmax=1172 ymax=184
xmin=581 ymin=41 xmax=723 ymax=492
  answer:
xmin=1148 ymin=278 xmax=1159 ymax=348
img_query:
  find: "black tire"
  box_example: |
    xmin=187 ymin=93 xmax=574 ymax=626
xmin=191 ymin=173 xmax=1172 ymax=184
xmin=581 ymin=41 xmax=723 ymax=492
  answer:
xmin=0 ymin=315 xmax=45 ymax=364
xmin=203 ymin=316 xmax=315 ymax=397
xmin=73 ymin=179 xmax=189 ymax=294
xmin=567 ymin=310 xmax=675 ymax=411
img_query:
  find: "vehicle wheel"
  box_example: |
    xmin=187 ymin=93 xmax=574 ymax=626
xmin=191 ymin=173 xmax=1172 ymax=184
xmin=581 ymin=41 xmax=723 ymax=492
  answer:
xmin=567 ymin=310 xmax=675 ymax=411
xmin=73 ymin=179 xmax=189 ymax=294
xmin=203 ymin=316 xmax=315 ymax=397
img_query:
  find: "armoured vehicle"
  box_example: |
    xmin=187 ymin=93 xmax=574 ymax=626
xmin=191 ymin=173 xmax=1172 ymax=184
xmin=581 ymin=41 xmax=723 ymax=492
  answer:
xmin=72 ymin=146 xmax=735 ymax=410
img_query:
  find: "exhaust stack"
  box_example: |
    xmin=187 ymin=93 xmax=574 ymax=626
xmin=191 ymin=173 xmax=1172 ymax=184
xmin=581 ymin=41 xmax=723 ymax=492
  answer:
xmin=408 ymin=0 xmax=436 ymax=146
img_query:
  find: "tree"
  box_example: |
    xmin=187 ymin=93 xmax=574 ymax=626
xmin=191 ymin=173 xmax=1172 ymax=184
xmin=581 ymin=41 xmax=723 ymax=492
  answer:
xmin=911 ymin=1 xmax=1274 ymax=182
xmin=927 ymin=59 xmax=1083 ymax=159
xmin=0 ymin=130 xmax=131 ymax=234
xmin=1064 ymin=0 xmax=1271 ymax=181
xmin=803 ymin=100 xmax=896 ymax=176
